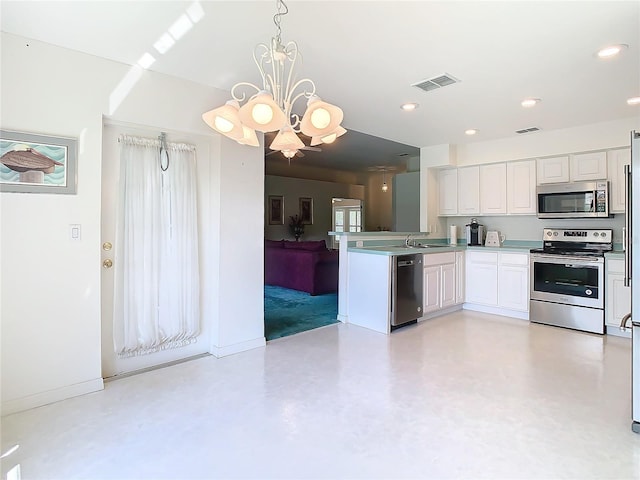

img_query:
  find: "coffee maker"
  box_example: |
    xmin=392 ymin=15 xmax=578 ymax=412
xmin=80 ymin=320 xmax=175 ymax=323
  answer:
xmin=465 ymin=218 xmax=486 ymax=246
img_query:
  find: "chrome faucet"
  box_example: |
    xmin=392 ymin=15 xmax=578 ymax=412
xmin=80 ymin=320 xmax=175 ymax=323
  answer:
xmin=405 ymin=234 xmax=415 ymax=247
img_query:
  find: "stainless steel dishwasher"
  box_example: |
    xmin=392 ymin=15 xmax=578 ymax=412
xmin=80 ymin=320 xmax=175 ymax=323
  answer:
xmin=391 ymin=254 xmax=423 ymax=329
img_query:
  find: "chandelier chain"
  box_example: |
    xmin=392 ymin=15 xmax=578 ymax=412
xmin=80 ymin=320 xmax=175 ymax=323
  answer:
xmin=273 ymin=0 xmax=288 ymax=44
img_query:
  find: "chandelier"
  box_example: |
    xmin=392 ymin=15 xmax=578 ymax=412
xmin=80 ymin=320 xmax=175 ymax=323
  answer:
xmin=202 ymin=0 xmax=346 ymax=159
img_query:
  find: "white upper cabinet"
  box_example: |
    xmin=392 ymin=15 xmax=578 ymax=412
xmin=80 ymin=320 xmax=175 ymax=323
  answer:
xmin=438 ymin=168 xmax=458 ymax=216
xmin=458 ymin=166 xmax=480 ymax=214
xmin=480 ymin=163 xmax=507 ymax=214
xmin=506 ymin=160 xmax=536 ymax=214
xmin=537 ymin=156 xmax=569 ymax=184
xmin=570 ymin=151 xmax=607 ymax=182
xmin=607 ymin=148 xmax=631 ymax=214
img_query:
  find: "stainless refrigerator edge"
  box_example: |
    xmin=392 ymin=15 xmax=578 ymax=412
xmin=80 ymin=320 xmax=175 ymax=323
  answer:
xmin=627 ymin=130 xmax=640 ymax=434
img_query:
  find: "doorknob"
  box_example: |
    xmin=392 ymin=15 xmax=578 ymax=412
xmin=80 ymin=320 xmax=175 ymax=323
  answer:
xmin=103 ymin=259 xmax=113 ymax=269
xmin=103 ymin=242 xmax=112 ymax=251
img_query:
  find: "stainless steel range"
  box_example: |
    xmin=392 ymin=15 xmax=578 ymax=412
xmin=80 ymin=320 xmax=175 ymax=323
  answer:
xmin=530 ymin=228 xmax=613 ymax=334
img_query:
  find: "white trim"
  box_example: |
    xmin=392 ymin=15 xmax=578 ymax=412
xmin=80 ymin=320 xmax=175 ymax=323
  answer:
xmin=210 ymin=337 xmax=266 ymax=358
xmin=419 ymin=304 xmax=463 ymax=321
xmin=2 ymin=378 xmax=104 ymax=416
xmin=463 ymin=303 xmax=529 ymax=320
xmin=337 ymin=313 xmax=348 ymax=323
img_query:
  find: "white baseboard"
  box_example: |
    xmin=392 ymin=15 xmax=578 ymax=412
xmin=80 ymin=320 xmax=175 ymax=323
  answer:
xmin=2 ymin=377 xmax=104 ymax=416
xmin=337 ymin=313 xmax=348 ymax=323
xmin=420 ymin=304 xmax=463 ymax=321
xmin=463 ymin=303 xmax=529 ymax=320
xmin=210 ymin=337 xmax=266 ymax=358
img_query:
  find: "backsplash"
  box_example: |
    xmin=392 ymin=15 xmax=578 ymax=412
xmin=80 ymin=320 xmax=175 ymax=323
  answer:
xmin=446 ymin=215 xmax=625 ymax=245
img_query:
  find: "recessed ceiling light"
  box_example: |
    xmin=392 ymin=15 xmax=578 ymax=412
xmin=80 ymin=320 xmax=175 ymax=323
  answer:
xmin=597 ymin=44 xmax=628 ymax=58
xmin=628 ymin=97 xmax=640 ymax=106
xmin=401 ymin=103 xmax=419 ymax=111
xmin=521 ymin=98 xmax=541 ymax=108
xmin=465 ymin=129 xmax=478 ymax=135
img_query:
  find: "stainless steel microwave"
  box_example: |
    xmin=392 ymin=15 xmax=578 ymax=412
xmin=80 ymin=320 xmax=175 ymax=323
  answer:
xmin=536 ymin=181 xmax=609 ymax=218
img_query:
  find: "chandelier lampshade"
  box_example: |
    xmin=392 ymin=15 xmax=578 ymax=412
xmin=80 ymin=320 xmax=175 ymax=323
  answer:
xmin=202 ymin=100 xmax=244 ymax=140
xmin=238 ymin=91 xmax=286 ymax=132
xmin=300 ymin=96 xmax=344 ymax=137
xmin=270 ymin=126 xmax=305 ymax=151
xmin=310 ymin=125 xmax=347 ymax=146
xmin=237 ymin=125 xmax=260 ymax=146
xmin=201 ymin=0 xmax=345 ymax=159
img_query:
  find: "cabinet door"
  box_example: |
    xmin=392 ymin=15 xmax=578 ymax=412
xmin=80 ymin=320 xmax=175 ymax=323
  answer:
xmin=607 ymin=148 xmax=631 ymax=214
xmin=606 ymin=259 xmax=632 ymax=330
xmin=455 ymin=251 xmax=465 ymax=304
xmin=458 ymin=166 xmax=480 ymax=214
xmin=465 ymin=261 xmax=498 ymax=306
xmin=438 ymin=169 xmax=458 ymax=216
xmin=424 ymin=265 xmax=441 ymax=313
xmin=441 ymin=263 xmax=456 ymax=308
xmin=480 ymin=163 xmax=507 ymax=214
xmin=606 ymin=273 xmax=631 ymax=329
xmin=507 ymin=160 xmax=536 ymax=214
xmin=570 ymin=151 xmax=607 ymax=182
xmin=537 ymin=156 xmax=569 ymax=184
xmin=498 ymin=265 xmax=529 ymax=312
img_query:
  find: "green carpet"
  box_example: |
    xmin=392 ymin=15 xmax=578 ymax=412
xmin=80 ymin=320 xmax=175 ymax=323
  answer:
xmin=264 ymin=286 xmax=339 ymax=340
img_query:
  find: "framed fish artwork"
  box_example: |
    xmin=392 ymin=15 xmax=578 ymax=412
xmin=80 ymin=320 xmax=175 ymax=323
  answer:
xmin=0 ymin=130 xmax=77 ymax=194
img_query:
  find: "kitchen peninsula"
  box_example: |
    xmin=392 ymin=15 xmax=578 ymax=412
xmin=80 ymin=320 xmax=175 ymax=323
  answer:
xmin=331 ymin=231 xmax=535 ymax=335
xmin=330 ymin=231 xmax=462 ymax=333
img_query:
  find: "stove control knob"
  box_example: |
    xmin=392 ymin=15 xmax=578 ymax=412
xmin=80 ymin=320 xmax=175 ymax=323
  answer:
xmin=585 ymin=289 xmax=593 ymax=296
xmin=553 ymin=232 xmax=558 ymax=236
xmin=594 ymin=232 xmax=599 ymax=237
xmin=601 ymin=231 xmax=607 ymax=238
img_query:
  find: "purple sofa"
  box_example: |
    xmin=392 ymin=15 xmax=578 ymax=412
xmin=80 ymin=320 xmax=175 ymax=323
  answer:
xmin=264 ymin=239 xmax=339 ymax=295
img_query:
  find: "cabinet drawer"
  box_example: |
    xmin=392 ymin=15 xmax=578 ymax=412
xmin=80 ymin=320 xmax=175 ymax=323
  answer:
xmin=466 ymin=251 xmax=498 ymax=264
xmin=499 ymin=253 xmax=529 ymax=266
xmin=424 ymin=252 xmax=455 ymax=266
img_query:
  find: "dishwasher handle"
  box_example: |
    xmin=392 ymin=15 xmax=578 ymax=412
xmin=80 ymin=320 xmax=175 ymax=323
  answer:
xmin=397 ymin=260 xmax=416 ymax=267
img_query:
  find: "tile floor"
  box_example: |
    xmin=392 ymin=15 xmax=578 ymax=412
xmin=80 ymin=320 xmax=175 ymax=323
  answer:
xmin=2 ymin=310 xmax=640 ymax=479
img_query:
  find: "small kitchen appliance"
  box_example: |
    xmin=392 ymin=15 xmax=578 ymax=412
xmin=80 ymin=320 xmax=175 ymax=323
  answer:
xmin=485 ymin=231 xmax=504 ymax=247
xmin=465 ymin=218 xmax=485 ymax=246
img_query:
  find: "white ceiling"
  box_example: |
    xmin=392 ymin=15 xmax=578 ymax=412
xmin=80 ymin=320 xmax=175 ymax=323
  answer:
xmin=1 ymin=1 xmax=639 ymax=172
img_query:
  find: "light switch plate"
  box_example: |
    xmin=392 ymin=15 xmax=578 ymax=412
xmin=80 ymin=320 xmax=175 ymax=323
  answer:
xmin=69 ymin=224 xmax=81 ymax=241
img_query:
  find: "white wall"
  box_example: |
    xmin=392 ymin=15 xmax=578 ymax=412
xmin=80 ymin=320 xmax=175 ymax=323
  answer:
xmin=265 ymin=175 xmax=364 ymax=245
xmin=1 ymin=33 xmax=264 ymax=413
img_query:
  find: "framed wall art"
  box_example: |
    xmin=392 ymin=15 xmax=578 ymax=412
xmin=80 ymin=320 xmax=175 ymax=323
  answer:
xmin=268 ymin=195 xmax=284 ymax=225
xmin=0 ymin=129 xmax=77 ymax=194
xmin=299 ymin=197 xmax=313 ymax=225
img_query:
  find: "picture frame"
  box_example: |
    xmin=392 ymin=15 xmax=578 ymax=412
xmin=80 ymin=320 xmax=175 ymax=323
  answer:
xmin=299 ymin=197 xmax=313 ymax=225
xmin=268 ymin=195 xmax=285 ymax=225
xmin=0 ymin=129 xmax=77 ymax=194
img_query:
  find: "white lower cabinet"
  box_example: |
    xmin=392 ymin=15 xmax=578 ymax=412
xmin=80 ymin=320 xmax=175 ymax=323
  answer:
xmin=497 ymin=253 xmax=529 ymax=311
xmin=423 ymin=252 xmax=460 ymax=317
xmin=606 ymin=257 xmax=631 ymax=337
xmin=465 ymin=252 xmax=498 ymax=305
xmin=465 ymin=250 xmax=529 ymax=318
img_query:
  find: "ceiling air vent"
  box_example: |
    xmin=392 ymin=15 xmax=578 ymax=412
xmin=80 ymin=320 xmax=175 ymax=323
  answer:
xmin=516 ymin=127 xmax=541 ymax=134
xmin=412 ymin=73 xmax=460 ymax=92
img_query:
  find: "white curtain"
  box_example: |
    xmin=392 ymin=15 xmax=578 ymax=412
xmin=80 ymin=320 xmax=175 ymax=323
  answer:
xmin=113 ymin=135 xmax=200 ymax=357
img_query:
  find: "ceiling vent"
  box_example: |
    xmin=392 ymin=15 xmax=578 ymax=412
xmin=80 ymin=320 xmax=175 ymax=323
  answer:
xmin=412 ymin=73 xmax=460 ymax=92
xmin=516 ymin=127 xmax=541 ymax=134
